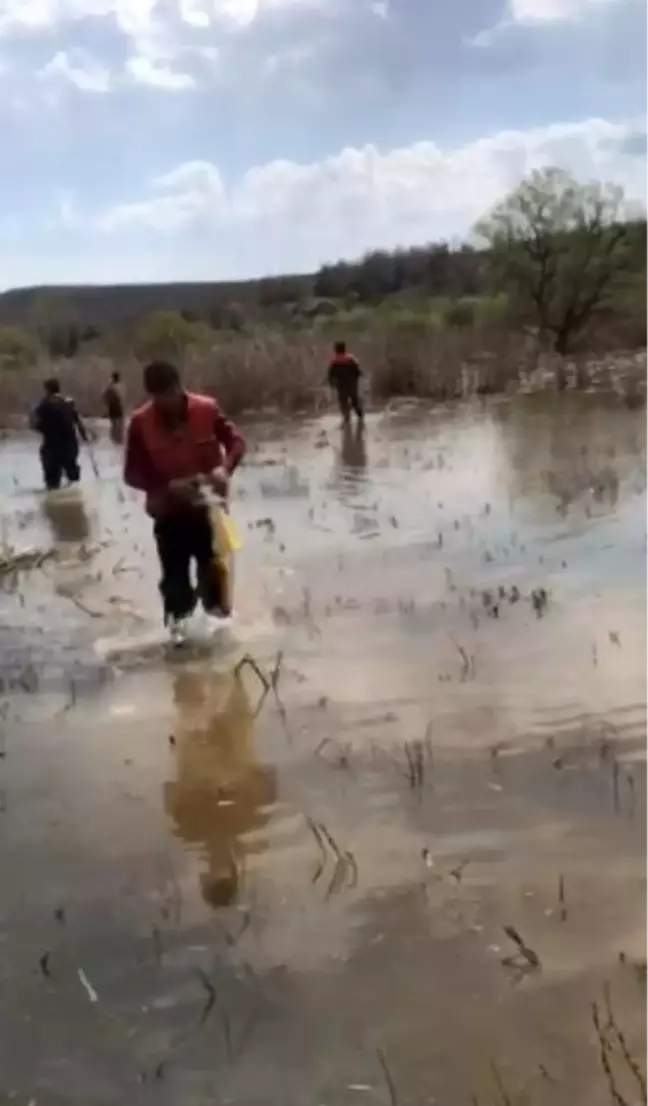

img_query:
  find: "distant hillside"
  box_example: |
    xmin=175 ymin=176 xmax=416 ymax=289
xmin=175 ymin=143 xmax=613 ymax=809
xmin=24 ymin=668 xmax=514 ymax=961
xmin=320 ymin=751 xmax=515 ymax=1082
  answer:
xmin=0 ymin=222 xmax=643 ymax=335
xmin=0 ymin=275 xmax=315 ymax=331
xmin=0 ymin=243 xmax=492 ymax=332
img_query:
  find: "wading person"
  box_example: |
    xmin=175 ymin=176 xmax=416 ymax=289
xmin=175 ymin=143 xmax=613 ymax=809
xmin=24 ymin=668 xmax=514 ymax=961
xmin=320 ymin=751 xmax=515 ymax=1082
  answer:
xmin=123 ymin=360 xmax=245 ymax=640
xmin=327 ymin=340 xmax=364 ymax=424
xmin=103 ymin=370 xmax=125 ymax=444
xmin=30 ymin=377 xmax=89 ymax=491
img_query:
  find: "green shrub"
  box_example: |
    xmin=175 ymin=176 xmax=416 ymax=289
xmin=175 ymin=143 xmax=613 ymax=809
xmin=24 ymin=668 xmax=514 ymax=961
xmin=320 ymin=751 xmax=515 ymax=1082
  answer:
xmin=444 ymin=299 xmax=476 ymax=329
xmin=380 ymin=308 xmax=439 ymax=337
xmin=0 ymin=326 xmax=39 ymax=370
xmin=133 ymin=311 xmax=214 ymax=361
xmin=474 ymin=293 xmax=511 ymax=329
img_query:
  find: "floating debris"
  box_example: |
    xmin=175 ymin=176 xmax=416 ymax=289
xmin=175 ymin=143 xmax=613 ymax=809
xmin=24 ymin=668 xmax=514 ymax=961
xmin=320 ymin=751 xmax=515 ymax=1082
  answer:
xmin=502 ymin=924 xmax=541 ymax=971
xmin=78 ymin=967 xmax=99 ymax=1003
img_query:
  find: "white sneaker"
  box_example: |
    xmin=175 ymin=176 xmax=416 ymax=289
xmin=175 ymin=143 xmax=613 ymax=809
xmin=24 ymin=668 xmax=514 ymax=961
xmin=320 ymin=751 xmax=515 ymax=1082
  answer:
xmin=168 ymin=616 xmax=190 ymax=646
xmin=205 ymin=610 xmax=232 ymax=633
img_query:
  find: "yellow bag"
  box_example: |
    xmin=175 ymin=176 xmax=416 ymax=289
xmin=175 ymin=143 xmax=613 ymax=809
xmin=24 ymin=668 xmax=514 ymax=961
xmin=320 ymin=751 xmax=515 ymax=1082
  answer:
xmin=209 ymin=504 xmax=244 ymax=557
xmin=205 ymin=499 xmax=243 ymax=616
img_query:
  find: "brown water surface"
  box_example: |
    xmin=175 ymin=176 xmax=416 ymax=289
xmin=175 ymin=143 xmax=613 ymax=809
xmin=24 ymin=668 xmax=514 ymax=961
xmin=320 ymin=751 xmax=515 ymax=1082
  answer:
xmin=0 ymin=394 xmax=645 ymax=1105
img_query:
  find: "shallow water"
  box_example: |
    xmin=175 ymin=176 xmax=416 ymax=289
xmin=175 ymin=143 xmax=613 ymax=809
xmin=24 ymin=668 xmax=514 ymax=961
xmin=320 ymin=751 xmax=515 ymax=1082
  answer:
xmin=0 ymin=394 xmax=645 ymax=1105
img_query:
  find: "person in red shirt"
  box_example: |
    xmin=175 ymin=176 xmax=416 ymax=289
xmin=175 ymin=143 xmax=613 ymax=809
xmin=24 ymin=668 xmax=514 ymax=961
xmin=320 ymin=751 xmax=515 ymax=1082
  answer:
xmin=124 ymin=360 xmax=245 ymax=635
xmin=327 ymin=340 xmax=364 ymax=424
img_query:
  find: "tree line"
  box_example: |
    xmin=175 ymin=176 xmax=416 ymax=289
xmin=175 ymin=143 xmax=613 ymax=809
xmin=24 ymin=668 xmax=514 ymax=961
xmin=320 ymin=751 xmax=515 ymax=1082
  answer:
xmin=0 ymin=167 xmax=644 ymax=368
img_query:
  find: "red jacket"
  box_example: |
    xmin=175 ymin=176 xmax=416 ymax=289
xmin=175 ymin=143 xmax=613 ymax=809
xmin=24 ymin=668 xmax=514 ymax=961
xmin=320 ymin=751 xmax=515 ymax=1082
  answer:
xmin=124 ymin=392 xmax=245 ymax=516
xmin=328 ymin=353 xmax=361 ymax=391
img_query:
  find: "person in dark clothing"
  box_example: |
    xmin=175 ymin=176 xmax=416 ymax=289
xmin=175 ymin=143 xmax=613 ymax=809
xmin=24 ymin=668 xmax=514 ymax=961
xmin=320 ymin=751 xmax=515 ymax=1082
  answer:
xmin=103 ymin=371 xmax=124 ymax=444
xmin=123 ymin=360 xmax=245 ymax=636
xmin=30 ymin=377 xmax=89 ymax=491
xmin=327 ymin=341 xmax=364 ymax=424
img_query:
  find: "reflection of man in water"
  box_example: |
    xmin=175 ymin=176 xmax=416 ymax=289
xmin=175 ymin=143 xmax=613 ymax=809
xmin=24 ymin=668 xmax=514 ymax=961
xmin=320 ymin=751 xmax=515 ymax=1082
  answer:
xmin=341 ymin=419 xmax=367 ymax=471
xmin=41 ymin=492 xmax=91 ymax=544
xmin=332 ymin=419 xmax=368 ymax=508
xmin=164 ymin=669 xmax=276 ymax=911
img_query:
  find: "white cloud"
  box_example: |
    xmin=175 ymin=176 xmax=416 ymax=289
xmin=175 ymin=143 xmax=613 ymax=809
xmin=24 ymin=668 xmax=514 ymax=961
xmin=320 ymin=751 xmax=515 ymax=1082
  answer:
xmin=0 ymin=0 xmax=157 ymax=36
xmin=0 ymin=0 xmax=332 ymax=92
xmin=509 ymin=0 xmax=617 ymax=22
xmin=59 ymin=116 xmax=646 ymax=277
xmin=180 ymin=0 xmax=317 ymax=31
xmin=39 ymin=48 xmax=111 ymax=91
xmin=65 ymin=159 xmax=227 ymax=231
xmin=126 ymin=53 xmax=195 ymax=87
xmin=177 ymin=0 xmax=210 ymax=28
xmin=0 ymin=0 xmax=327 ymax=35
xmin=472 ymin=0 xmax=622 ymax=45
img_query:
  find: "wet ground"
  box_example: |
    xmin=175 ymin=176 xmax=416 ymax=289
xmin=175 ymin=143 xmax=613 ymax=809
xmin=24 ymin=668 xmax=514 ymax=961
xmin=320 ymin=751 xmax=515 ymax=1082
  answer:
xmin=0 ymin=394 xmax=645 ymax=1106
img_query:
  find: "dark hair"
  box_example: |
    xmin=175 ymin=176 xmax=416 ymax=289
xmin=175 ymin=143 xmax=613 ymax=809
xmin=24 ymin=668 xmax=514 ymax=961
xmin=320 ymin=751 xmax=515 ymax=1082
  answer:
xmin=143 ymin=360 xmax=180 ymax=396
xmin=334 ymin=341 xmax=346 ymax=355
xmin=111 ymin=371 xmax=121 ymax=383
xmin=44 ymin=376 xmax=61 ymax=395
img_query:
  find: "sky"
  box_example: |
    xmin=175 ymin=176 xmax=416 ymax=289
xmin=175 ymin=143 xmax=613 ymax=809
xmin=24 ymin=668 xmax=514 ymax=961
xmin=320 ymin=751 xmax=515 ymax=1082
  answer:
xmin=0 ymin=0 xmax=645 ymax=287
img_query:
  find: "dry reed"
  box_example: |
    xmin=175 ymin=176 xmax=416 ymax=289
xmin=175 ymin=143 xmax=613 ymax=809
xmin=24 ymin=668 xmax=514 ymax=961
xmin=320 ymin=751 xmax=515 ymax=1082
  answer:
xmin=0 ymin=331 xmax=643 ymax=425
xmin=0 ymin=327 xmax=535 ymax=422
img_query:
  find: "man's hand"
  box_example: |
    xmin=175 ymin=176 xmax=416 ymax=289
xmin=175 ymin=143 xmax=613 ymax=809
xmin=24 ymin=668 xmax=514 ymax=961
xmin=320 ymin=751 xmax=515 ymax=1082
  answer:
xmin=206 ymin=467 xmax=229 ymax=499
xmin=167 ymin=470 xmax=229 ymax=503
xmin=168 ymin=476 xmax=203 ymax=503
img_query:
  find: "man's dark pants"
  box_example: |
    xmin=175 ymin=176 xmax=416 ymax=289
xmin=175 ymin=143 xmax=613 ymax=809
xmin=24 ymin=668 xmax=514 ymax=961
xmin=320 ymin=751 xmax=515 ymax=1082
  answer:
xmin=41 ymin=443 xmax=81 ymax=491
xmin=336 ymin=385 xmax=363 ymax=422
xmin=154 ymin=508 xmax=227 ymax=623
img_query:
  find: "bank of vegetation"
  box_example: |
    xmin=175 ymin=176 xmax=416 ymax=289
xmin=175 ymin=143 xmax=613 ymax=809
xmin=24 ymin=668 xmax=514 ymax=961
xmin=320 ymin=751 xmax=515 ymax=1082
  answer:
xmin=0 ymin=167 xmax=645 ymax=417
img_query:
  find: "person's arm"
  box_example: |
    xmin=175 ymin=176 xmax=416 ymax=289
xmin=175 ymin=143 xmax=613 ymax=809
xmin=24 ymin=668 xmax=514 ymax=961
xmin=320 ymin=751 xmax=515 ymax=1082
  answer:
xmin=213 ymin=403 xmax=245 ymax=476
xmin=124 ymin=417 xmax=159 ymax=493
xmin=327 ymin=362 xmax=338 ymax=388
xmin=69 ymin=400 xmax=89 ymax=444
xmin=203 ymin=403 xmax=245 ymax=500
xmin=29 ymin=400 xmax=43 ymax=432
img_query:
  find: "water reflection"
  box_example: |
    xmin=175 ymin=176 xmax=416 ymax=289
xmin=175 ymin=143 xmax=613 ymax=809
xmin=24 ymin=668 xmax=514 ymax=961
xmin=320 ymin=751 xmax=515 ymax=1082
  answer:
xmin=108 ymin=418 xmax=125 ymax=446
xmin=41 ymin=490 xmax=92 ymax=544
xmin=330 ymin=422 xmax=368 ymax=508
xmin=340 ymin=421 xmax=367 ymax=471
xmin=496 ymin=396 xmax=645 ymax=522
xmin=163 ymin=667 xmax=276 ymax=911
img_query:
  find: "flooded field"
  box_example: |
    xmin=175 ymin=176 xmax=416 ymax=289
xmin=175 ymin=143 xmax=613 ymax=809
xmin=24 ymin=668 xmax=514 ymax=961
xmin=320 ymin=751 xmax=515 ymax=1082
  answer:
xmin=0 ymin=394 xmax=645 ymax=1106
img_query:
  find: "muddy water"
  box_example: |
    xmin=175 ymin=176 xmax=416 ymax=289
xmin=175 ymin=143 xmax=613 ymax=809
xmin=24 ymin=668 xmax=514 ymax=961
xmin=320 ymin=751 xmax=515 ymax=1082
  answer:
xmin=0 ymin=395 xmax=645 ymax=1106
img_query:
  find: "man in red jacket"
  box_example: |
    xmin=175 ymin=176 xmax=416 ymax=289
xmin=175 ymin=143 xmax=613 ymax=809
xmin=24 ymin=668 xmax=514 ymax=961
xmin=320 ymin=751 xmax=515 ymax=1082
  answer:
xmin=124 ymin=360 xmax=245 ymax=636
xmin=327 ymin=340 xmax=364 ymax=424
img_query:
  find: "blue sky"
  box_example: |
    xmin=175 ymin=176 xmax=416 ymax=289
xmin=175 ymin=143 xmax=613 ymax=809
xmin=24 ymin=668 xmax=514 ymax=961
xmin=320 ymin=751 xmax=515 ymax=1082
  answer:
xmin=0 ymin=0 xmax=645 ymax=287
